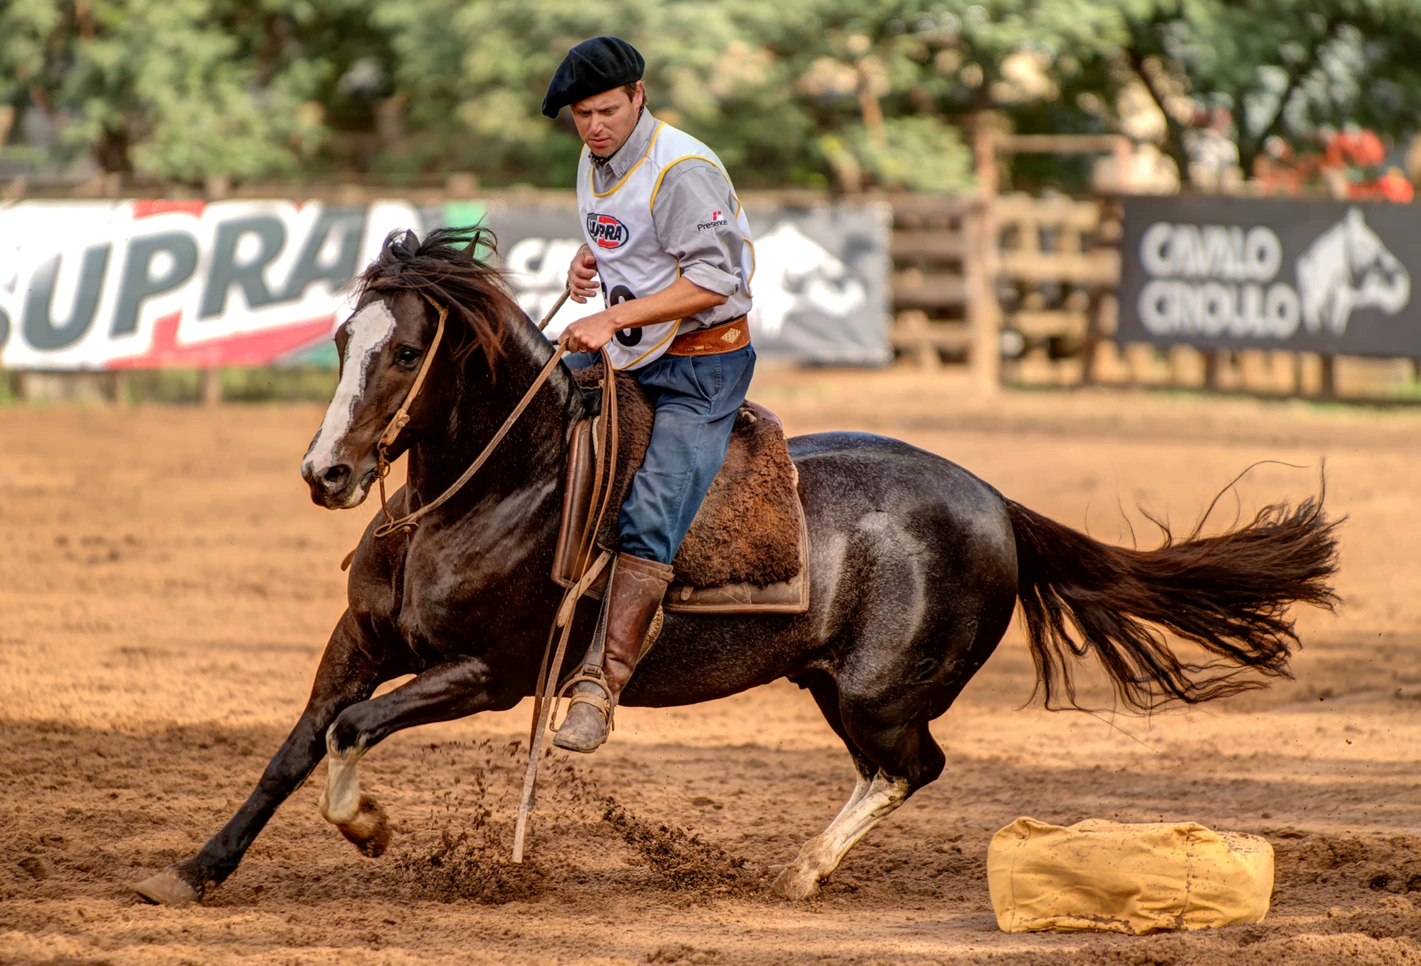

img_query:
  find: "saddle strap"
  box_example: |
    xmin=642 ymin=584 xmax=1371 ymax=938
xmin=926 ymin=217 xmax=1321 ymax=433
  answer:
xmin=512 ymin=547 xmax=611 ymax=863
xmin=511 ymin=349 xmax=623 ymax=864
xmin=572 ymin=354 xmax=618 ymax=578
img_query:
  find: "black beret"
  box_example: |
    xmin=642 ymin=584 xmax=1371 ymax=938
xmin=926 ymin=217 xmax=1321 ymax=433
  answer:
xmin=541 ymin=37 xmax=645 ymax=119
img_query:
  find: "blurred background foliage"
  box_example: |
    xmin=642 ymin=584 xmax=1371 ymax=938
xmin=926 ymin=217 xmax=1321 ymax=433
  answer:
xmin=4 ymin=0 xmax=1421 ymax=193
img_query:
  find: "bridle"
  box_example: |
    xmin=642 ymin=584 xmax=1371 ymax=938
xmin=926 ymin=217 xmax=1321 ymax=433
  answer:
xmin=367 ymin=287 xmax=578 ymax=540
xmin=369 ymin=294 xmax=446 ymax=535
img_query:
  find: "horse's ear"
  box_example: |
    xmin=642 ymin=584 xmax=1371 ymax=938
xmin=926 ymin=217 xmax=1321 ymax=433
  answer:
xmin=401 ymin=229 xmax=420 ymax=252
xmin=465 ymin=227 xmax=493 ymax=261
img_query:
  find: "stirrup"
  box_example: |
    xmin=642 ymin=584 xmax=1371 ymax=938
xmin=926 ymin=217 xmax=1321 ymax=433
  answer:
xmin=552 ymin=665 xmax=614 ymax=733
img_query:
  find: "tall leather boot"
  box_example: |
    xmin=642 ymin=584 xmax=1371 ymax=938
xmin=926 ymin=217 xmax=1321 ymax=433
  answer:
xmin=553 ymin=552 xmax=675 ymax=753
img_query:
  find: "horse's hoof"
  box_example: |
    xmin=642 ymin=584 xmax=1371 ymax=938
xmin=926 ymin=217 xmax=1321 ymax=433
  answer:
xmin=771 ymin=865 xmax=822 ymax=900
xmin=132 ymin=868 xmax=200 ymax=905
xmin=336 ymin=795 xmax=391 ymax=858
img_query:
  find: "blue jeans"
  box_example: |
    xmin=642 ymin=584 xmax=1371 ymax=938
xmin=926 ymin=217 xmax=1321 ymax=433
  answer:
xmin=566 ymin=345 xmax=756 ymax=565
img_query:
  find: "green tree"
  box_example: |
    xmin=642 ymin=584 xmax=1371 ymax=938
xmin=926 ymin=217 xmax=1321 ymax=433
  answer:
xmin=371 ymin=0 xmax=827 ymax=187
xmin=751 ymin=0 xmax=1421 ymax=190
xmin=0 ymin=0 xmax=346 ymax=182
xmin=6 ymin=0 xmax=1421 ymax=192
xmin=1053 ymin=0 xmax=1421 ymax=186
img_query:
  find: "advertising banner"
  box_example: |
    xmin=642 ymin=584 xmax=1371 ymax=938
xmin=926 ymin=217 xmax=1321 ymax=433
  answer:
xmin=0 ymin=198 xmax=890 ymax=369
xmin=486 ymin=203 xmax=892 ymax=365
xmin=1118 ymin=194 xmax=1420 ymax=357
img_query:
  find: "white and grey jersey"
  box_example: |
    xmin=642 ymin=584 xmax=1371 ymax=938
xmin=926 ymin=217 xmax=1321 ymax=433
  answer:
xmin=583 ymin=110 xmax=753 ymax=341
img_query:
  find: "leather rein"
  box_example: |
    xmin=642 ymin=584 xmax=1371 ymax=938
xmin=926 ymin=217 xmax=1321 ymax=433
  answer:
xmin=366 ymin=286 xmax=580 ymax=541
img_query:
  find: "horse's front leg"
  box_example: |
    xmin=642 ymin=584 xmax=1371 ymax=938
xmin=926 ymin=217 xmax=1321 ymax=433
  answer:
xmin=132 ymin=612 xmax=387 ymax=905
xmin=318 ymin=655 xmax=513 ymax=855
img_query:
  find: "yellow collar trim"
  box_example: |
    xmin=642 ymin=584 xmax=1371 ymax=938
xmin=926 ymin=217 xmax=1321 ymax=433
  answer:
xmin=588 ymin=123 xmax=666 ymax=199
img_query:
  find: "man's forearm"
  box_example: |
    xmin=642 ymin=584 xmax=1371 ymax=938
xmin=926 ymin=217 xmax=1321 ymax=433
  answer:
xmin=605 ymin=277 xmax=727 ymax=329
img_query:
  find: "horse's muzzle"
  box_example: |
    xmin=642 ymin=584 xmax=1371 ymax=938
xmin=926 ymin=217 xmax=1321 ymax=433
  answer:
xmin=301 ymin=459 xmax=372 ymax=509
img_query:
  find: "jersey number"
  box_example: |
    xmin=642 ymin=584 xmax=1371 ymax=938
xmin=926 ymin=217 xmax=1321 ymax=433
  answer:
xmin=606 ymin=285 xmax=642 ymax=346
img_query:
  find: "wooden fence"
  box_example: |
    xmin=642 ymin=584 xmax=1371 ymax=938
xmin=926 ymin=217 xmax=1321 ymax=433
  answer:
xmin=886 ymin=191 xmax=1121 ymax=387
xmin=886 ymin=195 xmax=974 ymax=367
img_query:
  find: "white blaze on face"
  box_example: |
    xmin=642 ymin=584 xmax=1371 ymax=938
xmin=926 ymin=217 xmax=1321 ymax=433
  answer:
xmin=303 ymin=300 xmax=399 ymax=475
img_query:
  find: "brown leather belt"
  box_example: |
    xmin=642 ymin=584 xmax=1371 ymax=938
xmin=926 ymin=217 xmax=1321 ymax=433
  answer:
xmin=666 ymin=316 xmax=750 ymax=357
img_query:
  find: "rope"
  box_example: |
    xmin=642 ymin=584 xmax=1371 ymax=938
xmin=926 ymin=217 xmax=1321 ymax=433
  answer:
xmin=373 ymin=346 xmax=570 ymax=538
xmin=371 ymin=285 xmax=577 ymax=539
xmin=512 ymin=345 xmax=620 ymax=864
xmin=511 ymin=547 xmax=612 ymax=864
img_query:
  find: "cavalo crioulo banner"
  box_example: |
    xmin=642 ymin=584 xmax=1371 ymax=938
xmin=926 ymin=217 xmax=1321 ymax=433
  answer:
xmin=0 ymin=199 xmax=891 ymax=370
xmin=1117 ymin=195 xmax=1421 ymax=358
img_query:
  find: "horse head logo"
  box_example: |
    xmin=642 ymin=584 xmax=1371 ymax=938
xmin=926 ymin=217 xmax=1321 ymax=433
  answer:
xmin=1295 ymin=207 xmax=1410 ymax=335
xmin=748 ymin=221 xmax=867 ymax=338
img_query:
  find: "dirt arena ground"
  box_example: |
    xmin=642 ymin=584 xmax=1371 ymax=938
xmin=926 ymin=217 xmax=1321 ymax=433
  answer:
xmin=4 ymin=368 xmax=1421 ymax=965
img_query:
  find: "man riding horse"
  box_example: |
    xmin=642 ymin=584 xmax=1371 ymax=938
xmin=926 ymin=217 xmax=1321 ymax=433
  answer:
xmin=544 ymin=37 xmax=757 ymax=754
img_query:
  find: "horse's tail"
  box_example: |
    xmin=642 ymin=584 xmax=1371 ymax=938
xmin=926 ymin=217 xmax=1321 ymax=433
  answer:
xmin=1005 ymin=487 xmax=1340 ymax=713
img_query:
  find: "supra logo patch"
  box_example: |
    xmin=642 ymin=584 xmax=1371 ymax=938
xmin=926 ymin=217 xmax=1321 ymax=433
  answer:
xmin=586 ymin=213 xmax=630 ymax=249
xmin=698 ymin=209 xmax=730 ymax=232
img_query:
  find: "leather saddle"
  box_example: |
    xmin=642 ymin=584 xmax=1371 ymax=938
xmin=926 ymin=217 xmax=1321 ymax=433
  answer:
xmin=552 ymin=368 xmax=809 ymax=615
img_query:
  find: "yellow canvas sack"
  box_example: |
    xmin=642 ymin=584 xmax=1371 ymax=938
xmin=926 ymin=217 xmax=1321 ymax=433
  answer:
xmin=987 ymin=817 xmax=1274 ymax=935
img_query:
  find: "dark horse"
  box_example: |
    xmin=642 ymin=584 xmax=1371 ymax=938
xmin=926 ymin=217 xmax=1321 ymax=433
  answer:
xmin=134 ymin=227 xmax=1339 ymax=905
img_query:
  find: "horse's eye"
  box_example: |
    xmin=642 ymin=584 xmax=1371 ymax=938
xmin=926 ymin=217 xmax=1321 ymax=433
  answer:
xmin=395 ymin=346 xmax=421 ymax=368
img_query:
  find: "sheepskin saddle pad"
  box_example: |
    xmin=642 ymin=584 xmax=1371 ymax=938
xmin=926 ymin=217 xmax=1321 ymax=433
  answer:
xmin=552 ymin=367 xmax=808 ymax=615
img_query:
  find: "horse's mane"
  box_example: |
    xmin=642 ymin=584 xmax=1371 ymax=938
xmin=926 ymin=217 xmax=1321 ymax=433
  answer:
xmin=356 ymin=226 xmax=524 ymax=366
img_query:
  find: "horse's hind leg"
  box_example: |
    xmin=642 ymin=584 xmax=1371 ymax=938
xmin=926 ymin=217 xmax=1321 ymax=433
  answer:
xmin=797 ymin=672 xmax=876 ymax=820
xmin=773 ymin=670 xmax=937 ymax=897
xmin=132 ymin=611 xmax=386 ymax=904
xmin=317 ymin=655 xmax=508 ymax=856
xmin=773 ymin=596 xmax=994 ymax=897
xmin=773 ymin=770 xmax=914 ymax=900
xmin=773 ymin=711 xmax=940 ymax=899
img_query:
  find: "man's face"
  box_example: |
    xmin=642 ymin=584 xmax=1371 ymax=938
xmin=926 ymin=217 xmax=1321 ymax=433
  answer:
xmin=571 ymin=83 xmax=643 ymax=157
